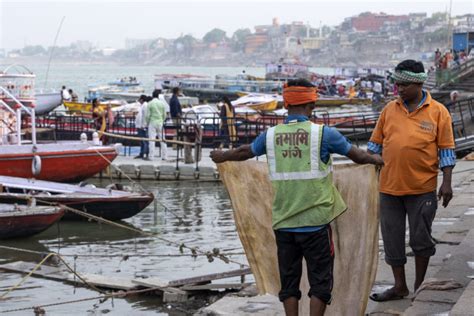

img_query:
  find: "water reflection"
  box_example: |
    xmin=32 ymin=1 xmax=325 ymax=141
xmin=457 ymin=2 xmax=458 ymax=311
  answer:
xmin=0 ymin=180 xmax=246 ymax=315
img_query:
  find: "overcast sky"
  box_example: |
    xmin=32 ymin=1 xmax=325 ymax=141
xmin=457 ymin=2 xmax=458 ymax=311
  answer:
xmin=1 ymin=0 xmax=472 ymax=50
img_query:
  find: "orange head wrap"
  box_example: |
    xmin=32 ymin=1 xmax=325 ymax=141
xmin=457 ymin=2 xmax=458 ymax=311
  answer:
xmin=282 ymin=84 xmax=318 ymax=109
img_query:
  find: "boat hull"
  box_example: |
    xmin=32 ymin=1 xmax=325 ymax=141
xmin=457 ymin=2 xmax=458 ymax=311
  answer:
xmin=63 ymin=101 xmax=121 ymax=112
xmin=0 ymin=206 xmax=64 ymax=239
xmin=61 ymin=195 xmax=153 ymax=220
xmin=0 ymin=144 xmax=118 ymax=182
xmin=0 ymin=194 xmax=154 ymax=221
xmin=246 ymin=100 xmax=278 ymax=112
xmin=35 ymin=92 xmax=62 ymax=115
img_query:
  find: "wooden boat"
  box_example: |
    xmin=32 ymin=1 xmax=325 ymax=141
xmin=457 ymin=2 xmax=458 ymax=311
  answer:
xmin=0 ymin=176 xmax=154 ymax=221
xmin=232 ymin=94 xmax=279 ymax=112
xmin=63 ymin=101 xmax=122 ymax=113
xmin=0 ymin=204 xmax=64 ymax=239
xmin=0 ymin=142 xmax=119 ymax=183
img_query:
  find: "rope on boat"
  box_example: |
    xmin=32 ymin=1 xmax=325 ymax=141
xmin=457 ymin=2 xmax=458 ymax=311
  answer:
xmin=0 ymin=252 xmax=104 ymax=300
xmin=0 ymin=245 xmax=246 ymax=258
xmin=92 ymin=147 xmax=195 ymax=224
xmin=100 ymin=131 xmax=197 ymax=146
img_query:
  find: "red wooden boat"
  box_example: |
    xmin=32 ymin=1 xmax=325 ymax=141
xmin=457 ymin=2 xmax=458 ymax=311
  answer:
xmin=0 ymin=142 xmax=119 ymax=183
xmin=0 ymin=204 xmax=64 ymax=239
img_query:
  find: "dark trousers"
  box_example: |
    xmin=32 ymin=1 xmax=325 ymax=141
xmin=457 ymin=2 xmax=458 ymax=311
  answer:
xmin=380 ymin=191 xmax=437 ymax=266
xmin=137 ymin=128 xmax=149 ymax=157
xmin=275 ymin=227 xmax=334 ymax=304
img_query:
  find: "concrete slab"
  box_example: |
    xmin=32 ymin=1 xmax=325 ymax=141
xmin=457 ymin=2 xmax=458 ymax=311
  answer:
xmin=450 ymin=280 xmax=474 ymax=315
xmin=180 ymin=165 xmax=198 ymax=178
xmin=117 ymin=164 xmax=139 ymax=177
xmin=404 ymin=301 xmax=453 ymax=315
xmin=200 ymin=294 xmax=284 ymax=316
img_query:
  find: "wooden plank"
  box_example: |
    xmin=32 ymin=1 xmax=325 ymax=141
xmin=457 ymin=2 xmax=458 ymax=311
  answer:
xmin=132 ymin=278 xmax=188 ymax=302
xmin=0 ymin=261 xmax=137 ymax=291
xmin=132 ymin=277 xmax=169 ymax=288
xmin=180 ymin=282 xmax=252 ymax=291
xmin=168 ymin=267 xmax=252 ymax=287
xmin=80 ymin=273 xmax=137 ymax=290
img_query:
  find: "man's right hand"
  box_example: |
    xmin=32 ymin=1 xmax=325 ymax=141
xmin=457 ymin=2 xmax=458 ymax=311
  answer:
xmin=210 ymin=150 xmax=226 ymax=163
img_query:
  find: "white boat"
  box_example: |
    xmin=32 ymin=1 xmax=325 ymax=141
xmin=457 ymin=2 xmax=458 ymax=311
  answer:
xmin=35 ymin=91 xmax=62 ymax=115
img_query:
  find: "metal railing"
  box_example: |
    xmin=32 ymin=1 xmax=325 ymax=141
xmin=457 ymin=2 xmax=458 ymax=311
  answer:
xmin=448 ymin=97 xmax=474 ymax=155
xmin=28 ymin=109 xmax=380 ymax=148
xmin=0 ymin=87 xmax=36 ymax=145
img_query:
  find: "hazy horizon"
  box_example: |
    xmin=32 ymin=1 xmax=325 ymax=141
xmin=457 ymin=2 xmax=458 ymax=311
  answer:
xmin=1 ymin=0 xmax=472 ymax=50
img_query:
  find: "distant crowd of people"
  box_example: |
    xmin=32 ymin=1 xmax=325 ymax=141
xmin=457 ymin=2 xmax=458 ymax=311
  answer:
xmin=313 ymin=75 xmax=394 ymax=103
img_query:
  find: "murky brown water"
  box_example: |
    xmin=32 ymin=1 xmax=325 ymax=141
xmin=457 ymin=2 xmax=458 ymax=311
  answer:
xmin=0 ymin=180 xmax=248 ymax=315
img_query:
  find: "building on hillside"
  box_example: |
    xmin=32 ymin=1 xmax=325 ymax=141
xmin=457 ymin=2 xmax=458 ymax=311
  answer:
xmin=301 ymin=37 xmax=325 ymax=52
xmin=452 ymin=14 xmax=474 ymax=32
xmin=245 ymin=34 xmax=269 ymax=54
xmin=409 ymin=13 xmax=427 ymax=29
xmin=283 ymin=37 xmax=304 ymax=56
xmin=208 ymin=43 xmax=233 ymax=60
xmin=342 ymin=12 xmax=409 ymax=32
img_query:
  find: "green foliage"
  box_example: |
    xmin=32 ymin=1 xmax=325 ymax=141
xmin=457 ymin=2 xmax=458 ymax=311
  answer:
xmin=203 ymin=28 xmax=227 ymax=43
xmin=232 ymin=28 xmax=251 ymax=51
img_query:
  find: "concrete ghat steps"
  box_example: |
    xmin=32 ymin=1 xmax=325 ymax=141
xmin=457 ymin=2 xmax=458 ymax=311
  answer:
xmin=404 ymin=215 xmax=474 ymax=315
xmin=450 ymin=280 xmax=474 ymax=315
xmin=404 ymin=231 xmax=474 ymax=315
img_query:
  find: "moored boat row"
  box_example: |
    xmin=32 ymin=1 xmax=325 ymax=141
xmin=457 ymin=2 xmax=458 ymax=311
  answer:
xmin=0 ymin=67 xmax=156 ymax=239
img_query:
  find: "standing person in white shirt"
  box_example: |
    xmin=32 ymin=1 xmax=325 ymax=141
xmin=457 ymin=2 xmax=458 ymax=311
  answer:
xmin=134 ymin=95 xmax=149 ymax=159
xmin=61 ymin=86 xmax=71 ymax=102
xmin=145 ymin=90 xmax=168 ymax=161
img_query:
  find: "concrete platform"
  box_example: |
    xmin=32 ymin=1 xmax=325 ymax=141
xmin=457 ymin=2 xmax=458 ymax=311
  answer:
xmin=199 ymin=294 xmax=284 ymax=316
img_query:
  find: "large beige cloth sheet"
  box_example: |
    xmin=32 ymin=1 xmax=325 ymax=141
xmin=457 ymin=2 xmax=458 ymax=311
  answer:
xmin=218 ymin=161 xmax=379 ymax=316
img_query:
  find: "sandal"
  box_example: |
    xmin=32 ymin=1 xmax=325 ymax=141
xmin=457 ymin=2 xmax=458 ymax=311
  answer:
xmin=369 ymin=288 xmax=408 ymax=302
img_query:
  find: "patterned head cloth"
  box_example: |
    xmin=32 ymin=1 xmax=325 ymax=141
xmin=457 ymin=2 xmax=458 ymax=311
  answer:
xmin=282 ymin=84 xmax=318 ymax=109
xmin=390 ymin=70 xmax=428 ymax=84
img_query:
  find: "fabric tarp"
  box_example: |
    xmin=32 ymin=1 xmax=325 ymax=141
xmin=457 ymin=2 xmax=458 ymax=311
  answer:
xmin=218 ymin=161 xmax=379 ymax=315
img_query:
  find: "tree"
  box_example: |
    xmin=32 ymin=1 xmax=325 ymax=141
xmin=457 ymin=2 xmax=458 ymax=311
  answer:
xmin=174 ymin=34 xmax=197 ymax=58
xmin=231 ymin=28 xmax=251 ymax=52
xmin=203 ymin=28 xmax=227 ymax=44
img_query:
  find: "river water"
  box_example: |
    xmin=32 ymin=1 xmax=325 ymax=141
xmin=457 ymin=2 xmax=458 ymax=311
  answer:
xmin=0 ymin=179 xmax=247 ymax=315
xmin=26 ymin=62 xmax=334 ymax=99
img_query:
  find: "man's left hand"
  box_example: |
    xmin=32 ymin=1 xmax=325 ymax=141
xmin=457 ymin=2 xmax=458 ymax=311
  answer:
xmin=438 ymin=182 xmax=453 ymax=208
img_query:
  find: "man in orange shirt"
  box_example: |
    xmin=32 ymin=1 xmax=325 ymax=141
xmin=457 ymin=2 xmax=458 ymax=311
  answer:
xmin=368 ymin=60 xmax=456 ymax=301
